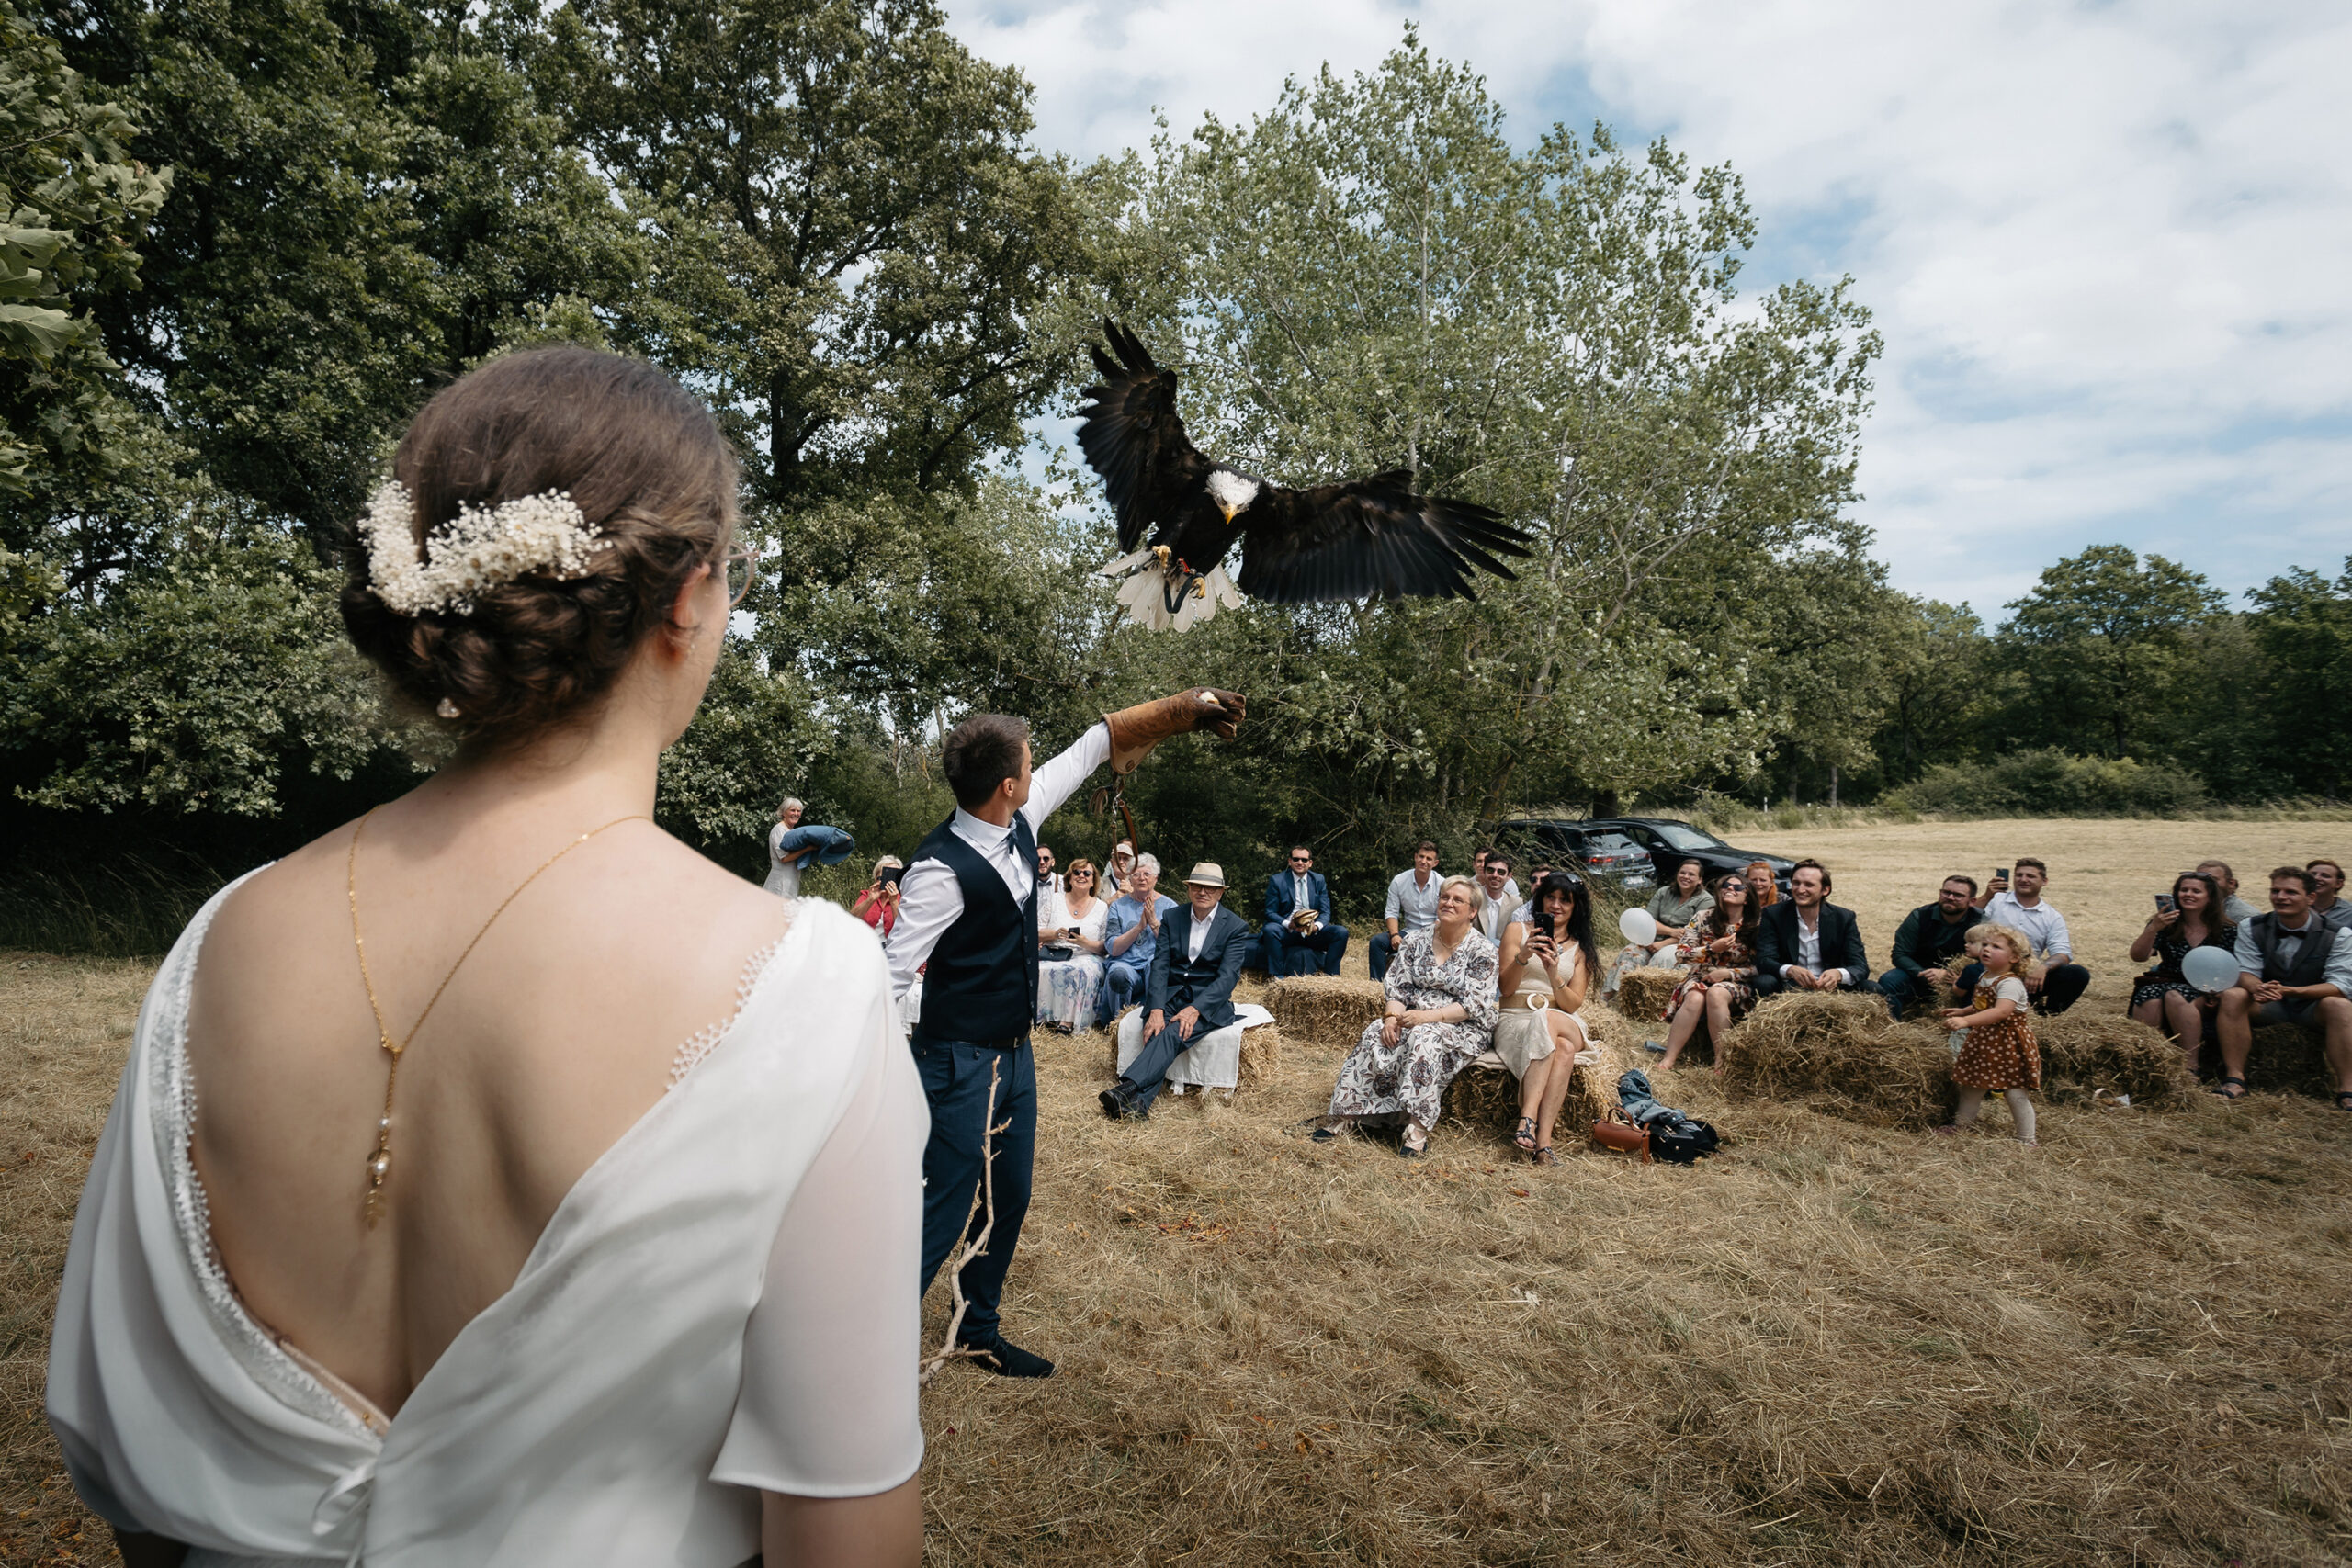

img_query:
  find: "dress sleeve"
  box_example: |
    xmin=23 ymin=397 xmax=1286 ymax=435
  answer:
xmin=712 ymin=1000 xmax=927 ymax=1498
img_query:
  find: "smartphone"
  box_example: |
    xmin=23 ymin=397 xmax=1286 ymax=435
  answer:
xmin=877 ymin=865 xmax=905 ymax=887
xmin=1529 ymin=909 xmax=1555 ymax=941
xmin=1995 ymin=867 xmax=2010 ymax=883
xmin=2154 ymin=893 xmax=2176 ymax=913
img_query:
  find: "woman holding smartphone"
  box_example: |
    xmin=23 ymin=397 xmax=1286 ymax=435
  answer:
xmin=1492 ymin=871 xmax=1599 ymax=1164
xmin=1035 ymin=858 xmax=1110 ymax=1032
xmin=851 ymin=855 xmax=907 ymax=937
xmin=2128 ymin=870 xmax=2236 ymax=1073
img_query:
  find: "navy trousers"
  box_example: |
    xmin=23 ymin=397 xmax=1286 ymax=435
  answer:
xmin=1370 ymin=931 xmax=1400 ymax=981
xmin=1879 ymin=968 xmax=1939 ymax=1020
xmin=1261 ymin=920 xmax=1349 ymax=976
xmin=913 ymin=1037 xmax=1036 ymax=1345
xmin=1121 ymin=1018 xmax=1207 ymax=1111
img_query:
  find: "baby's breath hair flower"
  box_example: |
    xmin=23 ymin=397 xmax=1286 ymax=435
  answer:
xmin=358 ymin=480 xmax=607 ymax=615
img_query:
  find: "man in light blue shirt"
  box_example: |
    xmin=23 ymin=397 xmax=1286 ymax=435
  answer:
xmin=1373 ymin=842 xmax=1442 ymax=980
xmin=1099 ymin=853 xmax=1179 ymax=1025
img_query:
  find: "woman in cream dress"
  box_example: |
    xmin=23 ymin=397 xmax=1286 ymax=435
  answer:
xmin=46 ymin=348 xmax=923 ymax=1568
xmin=1491 ymin=871 xmax=1598 ymax=1164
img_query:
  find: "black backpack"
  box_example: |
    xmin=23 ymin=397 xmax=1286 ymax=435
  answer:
xmin=1646 ymin=1116 xmax=1720 ymax=1164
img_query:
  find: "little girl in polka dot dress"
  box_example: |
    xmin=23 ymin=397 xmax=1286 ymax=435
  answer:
xmin=1936 ymin=924 xmax=2041 ymax=1146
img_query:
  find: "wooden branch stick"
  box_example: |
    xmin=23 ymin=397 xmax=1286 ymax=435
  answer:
xmin=921 ymin=1055 xmax=1012 ymax=1384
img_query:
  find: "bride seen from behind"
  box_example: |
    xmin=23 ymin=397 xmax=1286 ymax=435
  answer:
xmin=48 ymin=347 xmax=923 ymax=1568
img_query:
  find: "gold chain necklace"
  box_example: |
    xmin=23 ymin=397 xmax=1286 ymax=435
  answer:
xmin=345 ymin=807 xmax=650 ymax=1227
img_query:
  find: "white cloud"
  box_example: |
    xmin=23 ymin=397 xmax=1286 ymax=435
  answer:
xmin=948 ymin=0 xmax=2352 ymax=613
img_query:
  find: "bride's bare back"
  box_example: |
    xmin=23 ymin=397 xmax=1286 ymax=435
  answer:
xmin=187 ymin=802 xmax=788 ymax=1416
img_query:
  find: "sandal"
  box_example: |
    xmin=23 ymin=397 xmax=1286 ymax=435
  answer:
xmin=1933 ymin=1123 xmax=1959 ymax=1137
xmin=2334 ymin=1091 xmax=2352 ymax=1113
xmin=2211 ymin=1074 xmax=2248 ymax=1100
xmin=1532 ymin=1145 xmax=1559 ymax=1167
xmin=1512 ymin=1116 xmax=1539 ymax=1154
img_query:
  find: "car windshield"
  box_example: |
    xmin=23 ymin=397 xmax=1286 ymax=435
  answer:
xmin=1589 ymin=833 xmax=1634 ymax=852
xmin=1649 ymin=822 xmax=1726 ymax=851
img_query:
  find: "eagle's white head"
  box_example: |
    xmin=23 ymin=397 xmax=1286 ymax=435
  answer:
xmin=1204 ymin=468 xmax=1262 ymax=522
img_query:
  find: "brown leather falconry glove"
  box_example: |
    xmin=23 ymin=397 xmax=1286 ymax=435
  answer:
xmin=1104 ymin=688 xmax=1246 ymax=774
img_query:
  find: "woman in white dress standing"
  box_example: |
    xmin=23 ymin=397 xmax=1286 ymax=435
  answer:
xmin=764 ymin=796 xmax=811 ymax=896
xmin=47 ymin=346 xmax=924 ymax=1567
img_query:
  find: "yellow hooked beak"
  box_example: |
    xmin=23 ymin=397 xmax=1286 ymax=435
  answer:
xmin=1216 ymin=499 xmax=1238 ymax=522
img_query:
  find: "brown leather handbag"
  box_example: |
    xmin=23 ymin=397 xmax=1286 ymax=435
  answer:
xmin=1591 ymin=1108 xmax=1650 ymax=1161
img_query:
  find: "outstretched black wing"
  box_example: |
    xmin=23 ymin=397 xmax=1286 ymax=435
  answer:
xmin=1076 ymin=321 xmax=1213 ymax=553
xmin=1236 ymin=471 xmax=1533 ymax=604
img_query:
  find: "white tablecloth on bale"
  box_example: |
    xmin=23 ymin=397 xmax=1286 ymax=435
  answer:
xmin=1115 ymin=1002 xmax=1276 ymax=1093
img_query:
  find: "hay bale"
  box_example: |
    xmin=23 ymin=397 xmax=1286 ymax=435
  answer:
xmin=1440 ymin=1055 xmax=1614 ymax=1145
xmin=2243 ymin=1022 xmax=2335 ymax=1095
xmin=1613 ymin=965 xmax=1685 ymax=1022
xmin=2032 ymin=1010 xmax=2193 ymax=1103
xmin=1718 ymin=992 xmax=1955 ymax=1131
xmin=1266 ymin=976 xmax=1385 ymax=1052
xmin=1238 ymin=1021 xmax=1281 ymax=1085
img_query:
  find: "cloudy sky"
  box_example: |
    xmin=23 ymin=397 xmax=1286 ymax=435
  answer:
xmin=945 ymin=0 xmax=2349 ymax=621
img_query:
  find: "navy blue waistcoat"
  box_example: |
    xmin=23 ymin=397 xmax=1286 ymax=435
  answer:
xmin=912 ymin=813 xmax=1038 ymax=1042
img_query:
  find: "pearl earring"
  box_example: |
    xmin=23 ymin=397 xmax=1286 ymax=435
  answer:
xmin=436 ymin=697 xmax=460 ymax=719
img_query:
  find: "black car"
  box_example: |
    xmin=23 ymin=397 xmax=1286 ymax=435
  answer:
xmin=1483 ymin=818 xmax=1657 ymax=891
xmin=1577 ymin=817 xmax=1796 ymax=894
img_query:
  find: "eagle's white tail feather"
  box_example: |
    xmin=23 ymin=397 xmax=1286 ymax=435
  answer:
xmin=1093 ymin=547 xmax=1157 ymax=578
xmin=1111 ymin=563 xmax=1243 ymax=631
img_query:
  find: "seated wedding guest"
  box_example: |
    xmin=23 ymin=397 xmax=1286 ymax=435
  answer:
xmin=2310 ymin=858 xmax=2350 ymax=931
xmin=850 ymin=855 xmax=906 ymax=937
xmin=1653 ymin=873 xmax=1761 ymax=1069
xmin=1100 ymin=852 xmax=1176 ymax=1024
xmin=1878 ymin=875 xmax=1980 ymax=1020
xmin=1606 ymin=858 xmax=1713 ymax=995
xmin=1034 ymin=843 xmax=1065 ymax=931
xmin=1473 ymin=848 xmax=1521 ymax=916
xmin=2198 ymin=859 xmax=2263 ymax=923
xmin=2128 ymin=870 xmax=2236 ymax=1075
xmin=1106 ymin=839 xmax=1136 ymax=890
xmin=1374 ymin=841 xmax=1443 ymax=981
xmin=1314 ymin=876 xmax=1498 ymax=1158
xmin=1965 ymin=857 xmax=2089 ymax=1013
xmin=1101 ymin=864 xmax=1250 ymax=1119
xmin=1261 ymin=845 xmax=1349 ymax=976
xmin=1745 ymin=859 xmax=1780 ymax=909
xmin=1471 ymin=852 xmax=1519 ymax=942
xmin=47 ymin=347 xmax=922 ymax=1565
xmin=1035 ymin=858 xmax=1109 ymax=1033
xmin=2211 ymin=866 xmax=2352 ymax=1108
xmin=1755 ymin=860 xmax=1874 ymax=996
xmin=1491 ymin=872 xmax=1598 ymax=1164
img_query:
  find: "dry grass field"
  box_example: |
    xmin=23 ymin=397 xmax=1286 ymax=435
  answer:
xmin=4 ymin=817 xmax=2348 ymax=1565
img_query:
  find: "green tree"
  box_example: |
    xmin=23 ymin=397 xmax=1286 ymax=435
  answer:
xmin=1996 ymin=545 xmax=2224 ymax=761
xmin=2244 ymin=558 xmax=2352 ymax=797
xmin=0 ymin=0 xmax=166 ymax=494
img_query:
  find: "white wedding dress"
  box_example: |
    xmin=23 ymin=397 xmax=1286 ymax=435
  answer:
xmin=47 ymin=875 xmax=925 ymax=1566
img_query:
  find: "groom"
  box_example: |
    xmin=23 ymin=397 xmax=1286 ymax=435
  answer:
xmin=886 ymin=689 xmax=1243 ymax=1377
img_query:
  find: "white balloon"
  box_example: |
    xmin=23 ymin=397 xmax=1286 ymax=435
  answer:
xmin=2181 ymin=945 xmax=2240 ymax=994
xmin=1619 ymin=908 xmax=1658 ymax=945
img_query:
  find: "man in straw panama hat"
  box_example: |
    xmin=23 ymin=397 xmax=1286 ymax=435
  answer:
xmin=1100 ymin=863 xmax=1251 ymax=1123
xmin=888 ymin=693 xmax=1243 ymax=1379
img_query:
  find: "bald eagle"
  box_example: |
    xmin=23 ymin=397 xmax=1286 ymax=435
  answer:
xmin=1077 ymin=321 xmax=1533 ymax=630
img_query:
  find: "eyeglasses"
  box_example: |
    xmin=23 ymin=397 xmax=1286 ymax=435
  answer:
xmin=723 ymin=542 xmax=759 ymax=607
xmin=1290 ymin=856 xmax=1311 ymax=864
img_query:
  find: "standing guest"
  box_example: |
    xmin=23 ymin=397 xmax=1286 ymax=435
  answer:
xmin=2198 ymin=860 xmax=2263 ymax=924
xmin=2128 ymin=871 xmax=2236 ymax=1075
xmin=763 ymin=796 xmax=811 ymax=895
xmin=1754 ymin=860 xmax=1874 ymax=996
xmin=1878 ymin=875 xmax=1981 ymax=1020
xmin=1966 ymin=858 xmax=2089 ymax=1013
xmin=851 ymin=855 xmax=907 ymax=937
xmin=1470 ymin=852 xmax=1520 ymax=942
xmin=1745 ymin=860 xmax=1781 ymax=909
xmin=1653 ymin=873 xmax=1760 ymax=1069
xmin=1035 ymin=859 xmax=1109 ymax=1033
xmin=1106 ymin=840 xmax=1136 ymax=891
xmin=47 ymin=348 xmax=926 ymax=1563
xmin=2309 ymin=859 xmax=2350 ymax=931
xmin=888 ymin=690 xmax=1243 ymax=1378
xmin=1374 ymin=842 xmax=1444 ymax=980
xmin=1605 ymin=859 xmax=1713 ymax=995
xmin=1935 ymin=925 xmax=2041 ymax=1146
xmin=1034 ymin=844 xmax=1065 ymax=933
xmin=1492 ymin=872 xmax=1598 ymax=1164
xmin=1260 ymin=845 xmax=1349 ymax=976
xmin=1099 ymin=853 xmax=1176 ymax=1025
xmin=1102 ymin=864 xmax=1252 ymax=1119
xmin=1314 ymin=877 xmax=1499 ymax=1158
xmin=2211 ymin=866 xmax=2352 ymax=1108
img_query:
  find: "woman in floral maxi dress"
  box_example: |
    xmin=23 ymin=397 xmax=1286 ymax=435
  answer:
xmin=1316 ymin=876 xmax=1498 ymax=1157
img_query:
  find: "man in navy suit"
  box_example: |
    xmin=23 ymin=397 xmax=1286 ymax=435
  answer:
xmin=1102 ymin=863 xmax=1251 ymax=1119
xmin=1754 ymin=859 xmax=1876 ymax=997
xmin=1261 ymin=845 xmax=1349 ymax=976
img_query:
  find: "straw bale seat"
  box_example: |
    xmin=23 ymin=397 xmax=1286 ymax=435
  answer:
xmin=1108 ymin=1004 xmax=1281 ymax=1094
xmin=1718 ymin=991 xmax=1955 ymax=1130
xmin=1266 ymin=976 xmax=1385 ymax=1052
xmin=2032 ymin=1010 xmax=2193 ymax=1103
xmin=1613 ymin=965 xmax=1686 ymax=1023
